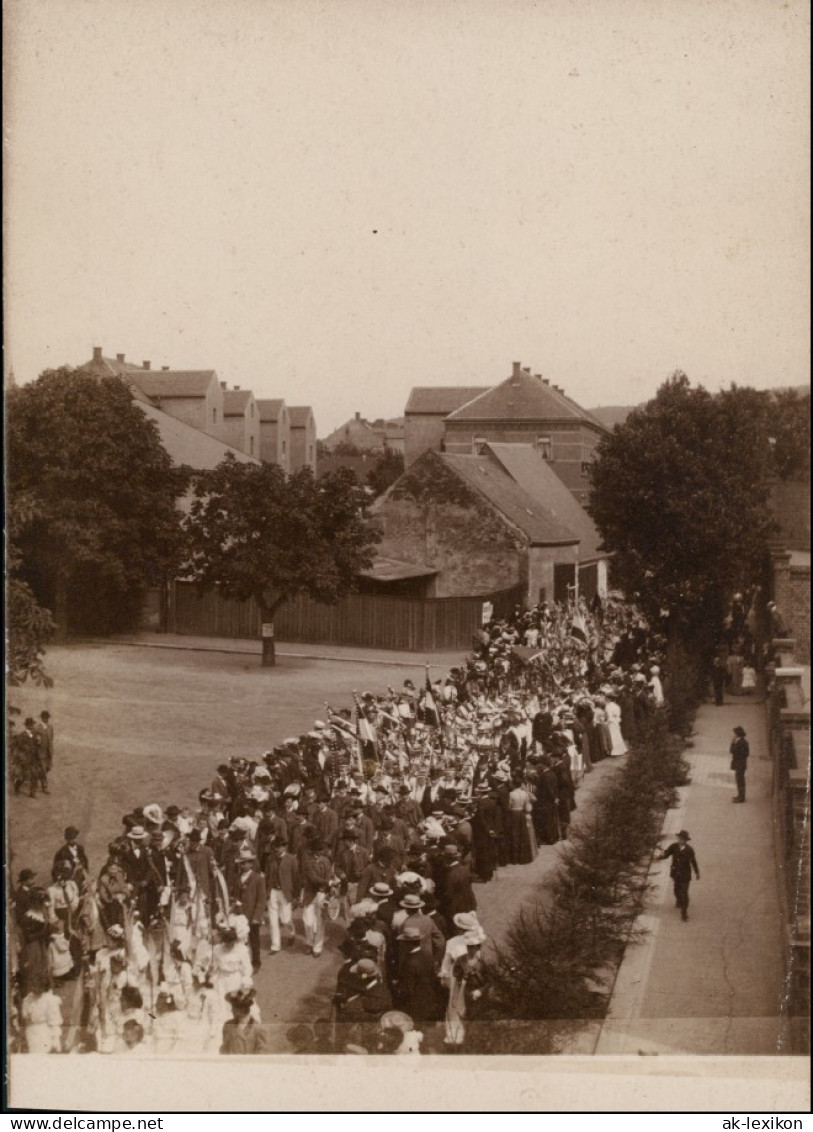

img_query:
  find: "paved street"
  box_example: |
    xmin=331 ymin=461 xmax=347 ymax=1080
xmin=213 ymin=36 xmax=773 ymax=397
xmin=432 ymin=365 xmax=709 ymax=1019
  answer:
xmin=596 ymin=693 xmax=787 ymax=1056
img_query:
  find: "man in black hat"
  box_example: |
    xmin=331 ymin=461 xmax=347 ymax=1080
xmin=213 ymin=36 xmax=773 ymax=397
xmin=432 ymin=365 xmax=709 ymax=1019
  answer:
xmin=729 ymin=725 xmax=750 ymax=803
xmin=301 ymin=837 xmax=332 ymax=956
xmin=439 ymin=843 xmax=477 ymax=924
xmin=659 ymin=831 xmax=700 ymax=921
xmin=53 ymin=826 xmax=90 ymax=886
xmin=471 ymin=785 xmax=500 ymax=882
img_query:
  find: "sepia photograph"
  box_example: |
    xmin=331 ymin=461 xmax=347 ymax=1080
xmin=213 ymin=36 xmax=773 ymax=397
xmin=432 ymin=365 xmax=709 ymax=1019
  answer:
xmin=4 ymin=0 xmax=810 ymax=1114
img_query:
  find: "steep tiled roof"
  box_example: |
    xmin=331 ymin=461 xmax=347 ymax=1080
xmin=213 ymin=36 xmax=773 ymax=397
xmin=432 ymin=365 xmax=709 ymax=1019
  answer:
xmin=446 ymin=371 xmax=605 ymax=430
xmin=437 ymin=452 xmax=579 ymax=546
xmin=257 ymin=398 xmax=285 ymax=422
xmin=405 ymin=387 xmax=490 ymax=415
xmin=222 ymin=389 xmax=253 ymax=416
xmin=485 ymin=443 xmax=605 ymax=561
xmin=130 ymin=371 xmax=218 ymax=399
xmin=288 ymin=406 xmax=314 ymax=428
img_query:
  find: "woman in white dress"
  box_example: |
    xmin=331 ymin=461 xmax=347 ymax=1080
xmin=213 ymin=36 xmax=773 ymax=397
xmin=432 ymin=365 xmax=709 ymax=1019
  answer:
xmin=21 ymin=978 xmax=63 ymax=1053
xmin=605 ymin=694 xmax=627 ymax=757
xmin=211 ymin=927 xmax=252 ymax=1017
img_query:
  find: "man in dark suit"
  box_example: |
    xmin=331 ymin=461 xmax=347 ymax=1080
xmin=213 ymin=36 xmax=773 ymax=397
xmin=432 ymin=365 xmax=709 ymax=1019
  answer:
xmin=264 ymin=838 xmax=299 ymax=952
xmin=236 ymin=848 xmax=267 ymax=970
xmin=471 ymin=786 xmax=500 ymax=881
xmin=532 ymin=698 xmax=554 ymax=752
xmin=729 ymin=725 xmax=750 ymax=802
xmin=439 ymin=843 xmax=477 ymax=923
xmin=53 ymin=826 xmax=90 ymax=886
xmin=659 ymin=830 xmax=700 ymax=921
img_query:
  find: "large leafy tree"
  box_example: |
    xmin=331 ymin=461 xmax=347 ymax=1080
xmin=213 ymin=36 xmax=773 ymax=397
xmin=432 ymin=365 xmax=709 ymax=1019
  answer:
xmin=588 ymin=373 xmax=776 ymax=644
xmin=7 ymin=368 xmax=186 ymax=636
xmin=184 ymin=458 xmax=381 ymax=665
xmin=7 ymin=492 xmax=56 ymax=686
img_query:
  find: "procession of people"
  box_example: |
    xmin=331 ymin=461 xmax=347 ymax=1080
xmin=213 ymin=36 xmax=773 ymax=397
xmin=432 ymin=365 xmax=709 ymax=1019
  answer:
xmin=9 ymin=593 xmax=671 ymax=1055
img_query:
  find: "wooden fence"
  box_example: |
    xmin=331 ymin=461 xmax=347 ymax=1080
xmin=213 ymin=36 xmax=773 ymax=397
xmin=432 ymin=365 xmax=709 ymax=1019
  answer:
xmin=165 ymin=581 xmax=523 ymax=652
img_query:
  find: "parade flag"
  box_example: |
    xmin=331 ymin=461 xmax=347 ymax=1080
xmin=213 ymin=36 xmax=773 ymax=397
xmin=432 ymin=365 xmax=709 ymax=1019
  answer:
xmin=570 ymin=609 xmax=588 ymax=644
xmin=213 ymin=860 xmax=231 ymax=920
xmin=423 ymin=669 xmax=440 ymax=728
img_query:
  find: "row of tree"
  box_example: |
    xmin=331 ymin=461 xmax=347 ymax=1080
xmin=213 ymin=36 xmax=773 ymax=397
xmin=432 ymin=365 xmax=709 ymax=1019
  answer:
xmin=6 ymin=366 xmax=809 ymax=684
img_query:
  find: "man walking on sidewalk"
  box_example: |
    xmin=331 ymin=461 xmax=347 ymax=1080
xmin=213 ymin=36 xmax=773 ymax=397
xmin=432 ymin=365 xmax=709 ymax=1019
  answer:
xmin=659 ymin=830 xmax=700 ymax=921
xmin=729 ymin=725 xmax=750 ymax=803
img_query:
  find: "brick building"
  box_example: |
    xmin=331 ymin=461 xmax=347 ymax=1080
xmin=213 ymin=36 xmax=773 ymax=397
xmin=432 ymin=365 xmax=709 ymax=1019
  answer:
xmin=371 ymin=442 xmax=608 ymax=604
xmin=404 ymin=362 xmax=607 ymax=505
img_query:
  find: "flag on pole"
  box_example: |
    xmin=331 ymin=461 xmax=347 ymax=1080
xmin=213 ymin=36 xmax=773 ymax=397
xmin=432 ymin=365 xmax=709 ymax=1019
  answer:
xmin=424 ymin=667 xmax=445 ymax=755
xmin=570 ymin=608 xmax=588 ymax=644
xmin=423 ymin=668 xmax=439 ymax=728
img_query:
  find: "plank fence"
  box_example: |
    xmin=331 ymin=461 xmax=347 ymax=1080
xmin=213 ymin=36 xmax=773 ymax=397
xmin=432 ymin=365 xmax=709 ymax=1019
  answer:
xmin=164 ymin=581 xmax=522 ymax=652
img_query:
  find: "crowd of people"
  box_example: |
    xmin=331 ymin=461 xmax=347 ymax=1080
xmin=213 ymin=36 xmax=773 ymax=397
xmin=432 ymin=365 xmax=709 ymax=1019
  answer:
xmin=9 ymin=593 xmax=670 ymax=1056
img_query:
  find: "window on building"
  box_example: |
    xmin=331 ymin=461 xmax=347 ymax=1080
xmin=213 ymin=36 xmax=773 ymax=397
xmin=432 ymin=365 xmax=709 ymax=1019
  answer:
xmin=581 ymin=460 xmax=591 ymax=477
xmin=536 ymin=435 xmax=552 ymax=459
xmin=212 ymin=408 xmax=217 ymax=426
xmin=309 ymin=445 xmax=314 ymax=462
xmin=250 ymin=436 xmax=255 ymax=456
xmin=250 ymin=402 xmax=254 ymax=417
xmin=282 ymin=439 xmax=286 ymax=455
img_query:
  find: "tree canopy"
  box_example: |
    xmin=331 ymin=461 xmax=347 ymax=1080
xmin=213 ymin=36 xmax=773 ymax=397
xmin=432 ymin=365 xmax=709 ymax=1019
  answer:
xmin=7 ymin=368 xmax=186 ymax=636
xmin=588 ymin=373 xmax=777 ymax=640
xmin=184 ymin=458 xmax=381 ymax=664
xmin=366 ymin=449 xmax=405 ymax=497
xmin=7 ymin=492 xmax=56 ymax=686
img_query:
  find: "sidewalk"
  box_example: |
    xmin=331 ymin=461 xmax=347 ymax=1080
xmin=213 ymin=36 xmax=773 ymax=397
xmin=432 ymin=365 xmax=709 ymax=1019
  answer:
xmin=88 ymin=631 xmax=466 ymax=671
xmin=595 ymin=693 xmax=787 ymax=1055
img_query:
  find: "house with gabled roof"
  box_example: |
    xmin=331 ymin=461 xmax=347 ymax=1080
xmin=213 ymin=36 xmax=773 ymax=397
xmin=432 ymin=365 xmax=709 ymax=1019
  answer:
xmin=404 ymin=361 xmax=607 ymax=504
xmin=370 ymin=442 xmax=608 ymax=604
xmin=221 ymin=385 xmax=260 ymax=460
xmin=288 ymin=405 xmax=317 ymax=473
xmin=404 ymin=385 xmax=490 ymax=467
xmin=257 ymin=398 xmax=290 ymax=472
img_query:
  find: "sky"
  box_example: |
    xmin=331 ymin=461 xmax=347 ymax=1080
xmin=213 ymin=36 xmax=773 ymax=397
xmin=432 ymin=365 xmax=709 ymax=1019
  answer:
xmin=5 ymin=0 xmax=810 ymax=434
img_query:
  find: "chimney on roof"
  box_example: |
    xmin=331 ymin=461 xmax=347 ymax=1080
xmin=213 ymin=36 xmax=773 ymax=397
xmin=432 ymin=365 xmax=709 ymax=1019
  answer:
xmin=116 ymin=353 xmax=125 ymax=363
xmin=541 ymin=377 xmax=550 ymax=385
xmin=92 ymin=346 xmax=103 ymax=361
xmin=511 ymin=361 xmax=521 ymax=378
xmin=142 ymin=360 xmax=151 ymax=370
xmin=355 ymin=411 xmax=361 ymax=421
xmin=522 ymin=367 xmax=531 ymax=374
xmin=162 ymin=366 xmax=170 ymax=372
xmin=220 ymin=381 xmax=227 ymax=389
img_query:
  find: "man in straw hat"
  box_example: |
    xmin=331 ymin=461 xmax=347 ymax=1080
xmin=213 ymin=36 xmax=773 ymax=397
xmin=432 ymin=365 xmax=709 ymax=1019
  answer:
xmin=235 ymin=847 xmax=266 ymax=971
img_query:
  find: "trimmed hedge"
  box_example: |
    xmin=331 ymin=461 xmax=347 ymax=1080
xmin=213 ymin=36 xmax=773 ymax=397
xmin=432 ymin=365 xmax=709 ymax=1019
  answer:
xmin=469 ymin=709 xmax=692 ymax=1054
